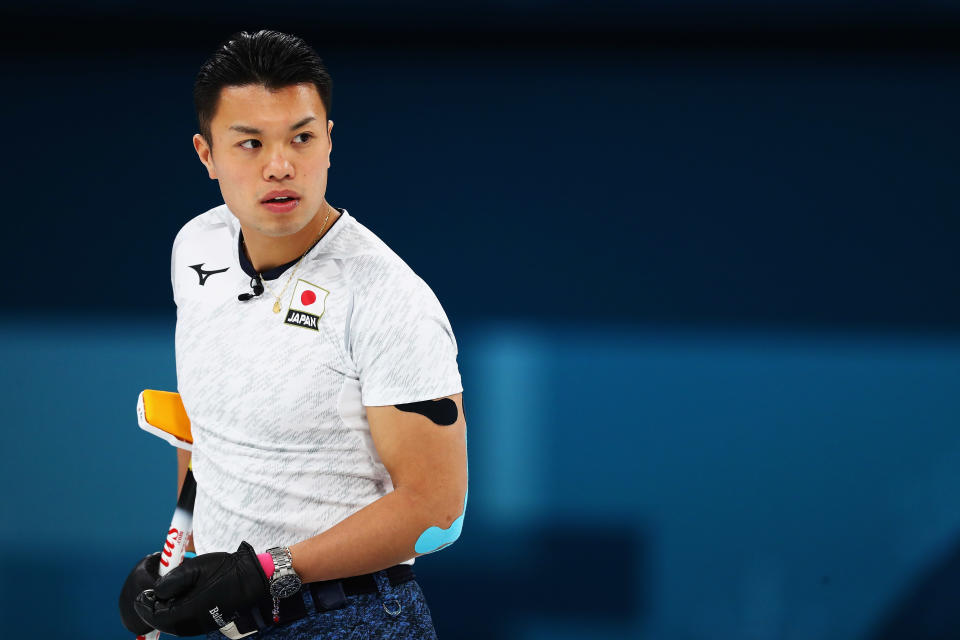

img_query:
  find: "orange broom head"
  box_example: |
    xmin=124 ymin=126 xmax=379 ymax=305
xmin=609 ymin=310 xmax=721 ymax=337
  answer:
xmin=137 ymin=389 xmax=193 ymax=450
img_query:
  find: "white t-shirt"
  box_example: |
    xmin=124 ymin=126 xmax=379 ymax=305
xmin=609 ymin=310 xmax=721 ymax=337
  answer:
xmin=171 ymin=204 xmax=463 ymax=563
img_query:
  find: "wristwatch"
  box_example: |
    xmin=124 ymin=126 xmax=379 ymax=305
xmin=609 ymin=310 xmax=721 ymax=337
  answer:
xmin=265 ymin=546 xmax=303 ymax=622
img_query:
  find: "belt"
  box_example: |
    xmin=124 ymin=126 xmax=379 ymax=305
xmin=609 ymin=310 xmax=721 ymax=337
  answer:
xmin=231 ymin=563 xmax=415 ymax=634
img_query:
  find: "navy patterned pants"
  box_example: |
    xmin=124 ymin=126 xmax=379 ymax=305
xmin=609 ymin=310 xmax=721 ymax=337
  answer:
xmin=204 ymin=568 xmax=439 ymax=639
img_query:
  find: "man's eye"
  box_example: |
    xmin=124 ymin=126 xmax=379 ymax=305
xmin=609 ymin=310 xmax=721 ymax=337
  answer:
xmin=239 ymin=135 xmax=310 ymax=149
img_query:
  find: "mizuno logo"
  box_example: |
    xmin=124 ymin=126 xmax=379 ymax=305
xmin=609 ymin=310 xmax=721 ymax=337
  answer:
xmin=189 ymin=263 xmax=230 ymax=286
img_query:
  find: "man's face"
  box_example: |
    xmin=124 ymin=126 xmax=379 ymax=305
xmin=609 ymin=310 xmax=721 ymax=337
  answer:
xmin=193 ymin=83 xmax=333 ymax=239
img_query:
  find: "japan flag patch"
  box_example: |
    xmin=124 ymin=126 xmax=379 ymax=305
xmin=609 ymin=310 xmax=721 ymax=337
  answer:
xmin=284 ymin=279 xmax=329 ymax=331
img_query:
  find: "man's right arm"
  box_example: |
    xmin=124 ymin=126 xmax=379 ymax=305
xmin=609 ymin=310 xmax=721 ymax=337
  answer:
xmin=176 ymin=448 xmax=196 ymax=553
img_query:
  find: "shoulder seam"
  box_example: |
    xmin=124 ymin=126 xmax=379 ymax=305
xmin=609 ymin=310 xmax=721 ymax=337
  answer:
xmin=332 ymin=257 xmax=357 ymax=368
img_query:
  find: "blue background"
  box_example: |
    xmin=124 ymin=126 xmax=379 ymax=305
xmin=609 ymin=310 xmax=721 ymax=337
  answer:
xmin=1 ymin=2 xmax=959 ymax=638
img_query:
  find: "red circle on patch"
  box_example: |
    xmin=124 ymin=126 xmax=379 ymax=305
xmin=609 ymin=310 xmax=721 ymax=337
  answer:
xmin=301 ymin=290 xmax=317 ymax=306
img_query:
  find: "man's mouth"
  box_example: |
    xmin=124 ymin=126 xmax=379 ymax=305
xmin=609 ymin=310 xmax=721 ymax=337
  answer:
xmin=261 ymin=189 xmax=302 ymax=204
xmin=260 ymin=191 xmax=302 ymax=212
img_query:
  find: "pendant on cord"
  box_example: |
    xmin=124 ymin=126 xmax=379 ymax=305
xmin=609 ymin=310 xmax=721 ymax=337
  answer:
xmin=273 ymin=301 xmax=282 ymax=313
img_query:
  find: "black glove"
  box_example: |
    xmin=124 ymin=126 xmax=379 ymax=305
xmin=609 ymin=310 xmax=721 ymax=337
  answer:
xmin=118 ymin=552 xmax=162 ymax=635
xmin=134 ymin=541 xmax=270 ymax=637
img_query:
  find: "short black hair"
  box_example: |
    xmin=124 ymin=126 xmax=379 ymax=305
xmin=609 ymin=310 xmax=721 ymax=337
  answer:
xmin=193 ymin=29 xmax=333 ymax=151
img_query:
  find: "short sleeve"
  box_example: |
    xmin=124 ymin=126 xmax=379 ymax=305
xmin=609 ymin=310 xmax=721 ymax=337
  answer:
xmin=171 ymin=246 xmax=178 ymax=308
xmin=171 ymin=227 xmax=184 ymax=308
xmin=349 ymin=256 xmax=463 ymax=406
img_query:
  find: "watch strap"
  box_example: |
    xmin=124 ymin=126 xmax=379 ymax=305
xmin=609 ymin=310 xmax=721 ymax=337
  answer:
xmin=266 ymin=546 xmax=293 ymax=578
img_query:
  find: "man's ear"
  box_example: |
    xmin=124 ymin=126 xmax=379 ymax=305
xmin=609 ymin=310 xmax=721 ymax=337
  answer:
xmin=193 ymin=133 xmax=217 ymax=180
xmin=324 ymin=120 xmax=333 ymax=167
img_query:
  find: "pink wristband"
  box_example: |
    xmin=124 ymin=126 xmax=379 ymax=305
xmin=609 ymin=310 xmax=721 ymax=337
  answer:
xmin=258 ymin=552 xmax=275 ymax=578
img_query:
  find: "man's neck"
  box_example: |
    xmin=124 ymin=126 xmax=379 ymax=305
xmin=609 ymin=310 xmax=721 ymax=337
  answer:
xmin=241 ymin=203 xmax=340 ymax=274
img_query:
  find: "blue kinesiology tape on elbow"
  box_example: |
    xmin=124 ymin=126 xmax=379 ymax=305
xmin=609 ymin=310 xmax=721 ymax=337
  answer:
xmin=414 ymin=488 xmax=468 ymax=554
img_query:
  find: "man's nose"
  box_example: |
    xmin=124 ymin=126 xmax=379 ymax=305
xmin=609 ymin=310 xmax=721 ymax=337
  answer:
xmin=263 ymin=151 xmax=295 ymax=181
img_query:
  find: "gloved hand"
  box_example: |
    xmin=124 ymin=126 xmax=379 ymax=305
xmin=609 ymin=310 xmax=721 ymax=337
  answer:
xmin=134 ymin=541 xmax=270 ymax=637
xmin=118 ymin=552 xmax=162 ymax=635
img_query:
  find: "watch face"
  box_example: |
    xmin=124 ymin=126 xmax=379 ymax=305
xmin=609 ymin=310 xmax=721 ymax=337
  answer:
xmin=271 ymin=574 xmax=302 ymax=599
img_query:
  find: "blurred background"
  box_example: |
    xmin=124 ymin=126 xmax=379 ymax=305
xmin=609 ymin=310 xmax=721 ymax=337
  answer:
xmin=1 ymin=1 xmax=959 ymax=638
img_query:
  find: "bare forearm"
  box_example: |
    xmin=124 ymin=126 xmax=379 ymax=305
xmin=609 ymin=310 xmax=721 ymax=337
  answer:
xmin=176 ymin=448 xmax=196 ymax=553
xmin=288 ymin=486 xmax=458 ymax=583
xmin=176 ymin=448 xmax=191 ymax=494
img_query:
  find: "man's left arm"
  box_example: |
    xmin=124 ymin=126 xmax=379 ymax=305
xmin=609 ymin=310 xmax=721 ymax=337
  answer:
xmin=288 ymin=392 xmax=468 ymax=583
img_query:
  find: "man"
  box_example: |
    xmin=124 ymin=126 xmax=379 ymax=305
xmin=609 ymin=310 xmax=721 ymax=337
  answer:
xmin=118 ymin=29 xmax=468 ymax=639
